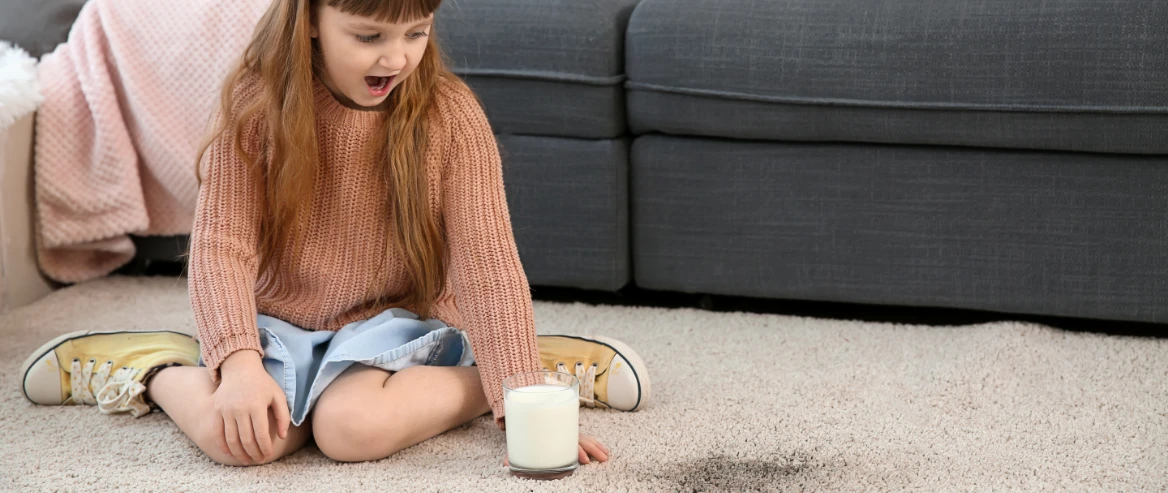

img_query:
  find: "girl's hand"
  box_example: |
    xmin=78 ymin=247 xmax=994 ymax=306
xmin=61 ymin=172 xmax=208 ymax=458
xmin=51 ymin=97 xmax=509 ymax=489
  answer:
xmin=577 ymin=434 xmax=610 ymax=465
xmin=213 ymin=350 xmax=291 ymax=465
xmin=503 ymin=433 xmax=610 ymax=467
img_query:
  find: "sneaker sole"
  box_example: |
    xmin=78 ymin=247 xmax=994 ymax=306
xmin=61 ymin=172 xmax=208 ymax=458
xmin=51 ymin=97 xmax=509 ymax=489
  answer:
xmin=592 ymin=336 xmax=652 ymax=412
xmin=19 ymin=329 xmax=194 ymax=404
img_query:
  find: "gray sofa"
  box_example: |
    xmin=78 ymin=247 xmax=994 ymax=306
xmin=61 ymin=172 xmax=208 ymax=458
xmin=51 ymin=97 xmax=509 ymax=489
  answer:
xmin=436 ymin=0 xmax=638 ymax=292
xmin=6 ymin=0 xmax=1167 ymax=323
xmin=439 ymin=0 xmax=1168 ymax=324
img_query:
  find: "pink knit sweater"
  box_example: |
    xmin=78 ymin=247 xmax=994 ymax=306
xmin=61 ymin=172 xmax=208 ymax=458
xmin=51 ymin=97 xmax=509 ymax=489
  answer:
xmin=188 ymin=74 xmax=540 ymax=424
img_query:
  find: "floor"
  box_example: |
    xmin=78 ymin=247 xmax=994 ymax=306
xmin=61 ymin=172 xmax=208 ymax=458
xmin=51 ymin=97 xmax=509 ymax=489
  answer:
xmin=2 ymin=276 xmax=1165 ymax=492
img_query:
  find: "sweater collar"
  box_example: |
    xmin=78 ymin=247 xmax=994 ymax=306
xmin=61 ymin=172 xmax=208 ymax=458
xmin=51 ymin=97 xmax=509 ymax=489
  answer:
xmin=312 ymin=76 xmax=389 ymax=127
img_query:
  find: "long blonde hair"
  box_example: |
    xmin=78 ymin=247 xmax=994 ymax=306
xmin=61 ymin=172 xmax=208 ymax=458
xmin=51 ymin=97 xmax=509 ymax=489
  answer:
xmin=197 ymin=0 xmax=458 ymax=318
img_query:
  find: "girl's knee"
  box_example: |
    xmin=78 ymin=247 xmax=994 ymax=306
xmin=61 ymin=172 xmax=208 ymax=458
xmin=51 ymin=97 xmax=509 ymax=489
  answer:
xmin=313 ymin=396 xmax=404 ymax=462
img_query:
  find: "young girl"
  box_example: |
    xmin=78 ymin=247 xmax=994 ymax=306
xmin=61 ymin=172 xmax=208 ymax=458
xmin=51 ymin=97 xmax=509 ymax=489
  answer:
xmin=19 ymin=0 xmax=650 ymax=467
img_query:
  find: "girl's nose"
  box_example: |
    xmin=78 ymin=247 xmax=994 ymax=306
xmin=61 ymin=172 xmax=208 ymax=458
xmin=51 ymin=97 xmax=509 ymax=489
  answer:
xmin=380 ymin=52 xmax=406 ymax=73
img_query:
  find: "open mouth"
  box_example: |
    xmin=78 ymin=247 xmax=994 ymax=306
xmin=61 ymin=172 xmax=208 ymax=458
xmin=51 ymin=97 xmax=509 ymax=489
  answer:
xmin=365 ymin=76 xmax=392 ymax=94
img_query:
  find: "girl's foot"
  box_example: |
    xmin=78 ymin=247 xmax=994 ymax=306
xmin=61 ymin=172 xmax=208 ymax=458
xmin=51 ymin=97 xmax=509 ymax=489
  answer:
xmin=537 ymin=335 xmax=651 ymax=412
xmin=20 ymin=330 xmax=199 ymax=417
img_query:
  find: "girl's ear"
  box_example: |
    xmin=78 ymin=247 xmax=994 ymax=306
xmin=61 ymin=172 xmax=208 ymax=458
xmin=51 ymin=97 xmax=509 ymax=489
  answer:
xmin=310 ymin=26 xmax=319 ymax=38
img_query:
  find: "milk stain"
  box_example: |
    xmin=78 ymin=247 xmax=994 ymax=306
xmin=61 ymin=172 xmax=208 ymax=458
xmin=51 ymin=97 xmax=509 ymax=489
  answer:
xmin=662 ymin=454 xmax=812 ymax=492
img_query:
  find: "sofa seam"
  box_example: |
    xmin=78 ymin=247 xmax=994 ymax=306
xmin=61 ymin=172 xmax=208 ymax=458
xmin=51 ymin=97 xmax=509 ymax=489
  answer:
xmin=624 ymin=82 xmax=1168 ymax=115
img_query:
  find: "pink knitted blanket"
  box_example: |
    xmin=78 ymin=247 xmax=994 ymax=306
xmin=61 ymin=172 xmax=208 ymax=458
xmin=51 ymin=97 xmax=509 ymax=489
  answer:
xmin=34 ymin=0 xmax=267 ymax=283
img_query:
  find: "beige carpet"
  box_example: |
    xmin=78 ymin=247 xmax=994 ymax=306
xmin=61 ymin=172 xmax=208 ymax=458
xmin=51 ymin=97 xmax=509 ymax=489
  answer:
xmin=1 ymin=276 xmax=1165 ymax=492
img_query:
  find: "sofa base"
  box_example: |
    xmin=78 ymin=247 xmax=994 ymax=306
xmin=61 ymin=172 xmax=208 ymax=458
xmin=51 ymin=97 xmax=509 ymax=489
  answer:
xmin=632 ymin=135 xmax=1168 ymax=323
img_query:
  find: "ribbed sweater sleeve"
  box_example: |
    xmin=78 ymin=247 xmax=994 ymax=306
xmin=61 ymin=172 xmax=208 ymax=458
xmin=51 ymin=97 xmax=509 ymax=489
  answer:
xmin=187 ymin=82 xmax=266 ymax=382
xmin=438 ymin=85 xmax=542 ymax=427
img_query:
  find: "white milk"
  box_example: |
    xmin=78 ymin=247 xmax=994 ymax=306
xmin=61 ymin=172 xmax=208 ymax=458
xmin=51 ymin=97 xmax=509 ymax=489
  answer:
xmin=504 ymin=384 xmax=579 ymax=470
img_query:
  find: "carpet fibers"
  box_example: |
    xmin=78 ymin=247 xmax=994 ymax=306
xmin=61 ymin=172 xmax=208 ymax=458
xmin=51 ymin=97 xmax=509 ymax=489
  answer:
xmin=1 ymin=277 xmax=1165 ymax=492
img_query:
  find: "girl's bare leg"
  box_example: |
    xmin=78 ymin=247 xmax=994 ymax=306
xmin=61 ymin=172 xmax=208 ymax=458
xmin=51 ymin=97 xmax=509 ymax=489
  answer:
xmin=146 ymin=366 xmax=312 ymax=466
xmin=310 ymin=365 xmax=490 ymax=462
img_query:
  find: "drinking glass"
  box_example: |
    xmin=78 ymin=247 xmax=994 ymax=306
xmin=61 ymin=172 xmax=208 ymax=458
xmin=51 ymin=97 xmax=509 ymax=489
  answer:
xmin=502 ymin=371 xmax=580 ymax=480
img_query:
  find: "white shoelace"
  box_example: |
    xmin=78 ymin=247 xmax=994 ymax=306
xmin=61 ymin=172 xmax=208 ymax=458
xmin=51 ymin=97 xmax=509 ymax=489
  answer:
xmin=552 ymin=362 xmax=598 ymax=408
xmin=65 ymin=359 xmax=151 ymax=417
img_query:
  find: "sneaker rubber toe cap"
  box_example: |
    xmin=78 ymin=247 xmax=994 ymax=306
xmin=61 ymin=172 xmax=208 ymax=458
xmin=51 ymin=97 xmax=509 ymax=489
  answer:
xmin=595 ymin=336 xmax=651 ymax=412
xmin=604 ymin=353 xmax=644 ymax=411
xmin=23 ymin=350 xmax=66 ymax=405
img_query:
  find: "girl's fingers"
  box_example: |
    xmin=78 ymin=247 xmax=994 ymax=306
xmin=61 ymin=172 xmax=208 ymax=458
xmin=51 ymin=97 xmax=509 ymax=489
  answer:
xmin=582 ymin=439 xmax=609 ymax=462
xmin=236 ymin=414 xmax=263 ymax=463
xmin=579 ymin=445 xmax=591 ymax=464
xmin=224 ymin=415 xmax=249 ymax=465
xmin=251 ymin=410 xmax=273 ymax=460
xmin=213 ymin=415 xmax=231 ymax=456
xmin=580 ymin=435 xmax=610 ymax=460
xmin=582 ymin=434 xmax=609 ymax=451
xmin=271 ymin=394 xmax=291 ymax=440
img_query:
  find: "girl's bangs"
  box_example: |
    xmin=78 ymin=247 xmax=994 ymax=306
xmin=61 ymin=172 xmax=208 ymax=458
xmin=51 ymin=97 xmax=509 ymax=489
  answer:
xmin=327 ymin=0 xmax=441 ymax=23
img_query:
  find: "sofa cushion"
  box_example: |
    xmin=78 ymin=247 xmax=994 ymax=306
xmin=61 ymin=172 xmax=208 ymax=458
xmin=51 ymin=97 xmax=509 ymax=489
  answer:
xmin=437 ymin=0 xmax=639 ymax=139
xmin=626 ymin=0 xmax=1168 ymax=154
xmin=0 ymin=0 xmax=87 ymax=58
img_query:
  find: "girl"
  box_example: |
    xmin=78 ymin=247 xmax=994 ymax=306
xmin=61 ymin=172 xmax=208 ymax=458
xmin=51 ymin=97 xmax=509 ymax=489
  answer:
xmin=19 ymin=0 xmax=650 ymax=467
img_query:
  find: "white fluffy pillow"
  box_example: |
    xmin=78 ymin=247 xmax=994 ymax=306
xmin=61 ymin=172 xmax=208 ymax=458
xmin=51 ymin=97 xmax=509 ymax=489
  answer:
xmin=0 ymin=41 xmax=41 ymax=133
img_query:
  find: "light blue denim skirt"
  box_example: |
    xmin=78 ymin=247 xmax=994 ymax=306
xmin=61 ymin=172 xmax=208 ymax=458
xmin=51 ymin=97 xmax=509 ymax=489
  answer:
xmin=201 ymin=308 xmax=476 ymax=426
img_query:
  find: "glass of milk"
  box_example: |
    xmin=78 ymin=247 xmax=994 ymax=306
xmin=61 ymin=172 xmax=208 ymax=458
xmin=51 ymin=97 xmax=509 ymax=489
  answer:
xmin=503 ymin=371 xmax=580 ymax=480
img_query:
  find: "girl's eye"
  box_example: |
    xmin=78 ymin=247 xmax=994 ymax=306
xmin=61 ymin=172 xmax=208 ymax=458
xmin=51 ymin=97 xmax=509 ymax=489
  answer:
xmin=356 ymin=34 xmax=381 ymax=43
xmin=408 ymin=31 xmax=429 ymax=40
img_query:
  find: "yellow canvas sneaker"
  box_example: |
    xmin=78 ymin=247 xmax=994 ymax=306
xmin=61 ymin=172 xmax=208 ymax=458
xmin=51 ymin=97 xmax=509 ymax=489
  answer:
xmin=20 ymin=330 xmax=199 ymax=417
xmin=537 ymin=335 xmax=651 ymax=412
